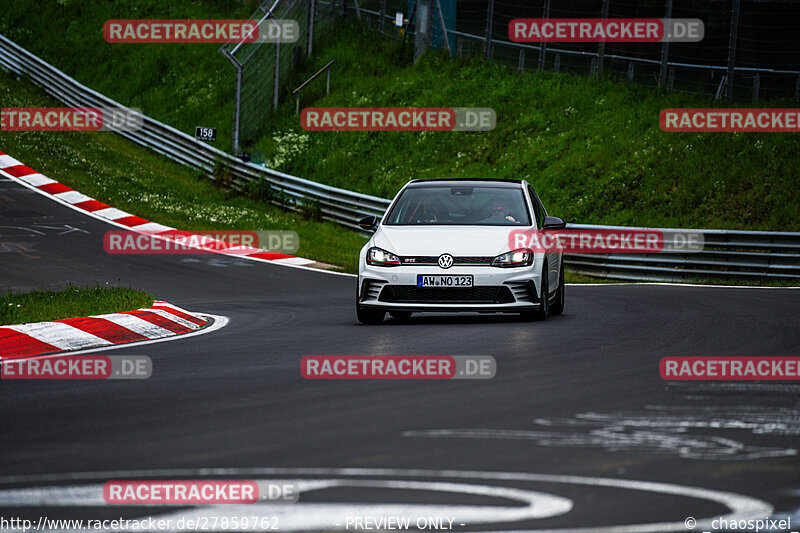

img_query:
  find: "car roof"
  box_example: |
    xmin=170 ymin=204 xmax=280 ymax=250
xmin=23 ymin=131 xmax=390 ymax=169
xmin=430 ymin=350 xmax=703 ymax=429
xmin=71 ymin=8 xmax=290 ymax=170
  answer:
xmin=406 ymin=178 xmax=524 ymax=189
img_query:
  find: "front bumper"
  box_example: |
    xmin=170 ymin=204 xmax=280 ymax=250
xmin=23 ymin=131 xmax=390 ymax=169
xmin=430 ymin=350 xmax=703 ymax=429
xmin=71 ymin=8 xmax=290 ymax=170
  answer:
xmin=357 ymin=262 xmax=544 ymax=312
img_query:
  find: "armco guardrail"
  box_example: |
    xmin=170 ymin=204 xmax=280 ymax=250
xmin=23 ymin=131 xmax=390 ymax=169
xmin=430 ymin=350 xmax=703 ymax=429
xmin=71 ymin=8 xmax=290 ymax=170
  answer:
xmin=564 ymin=224 xmax=800 ymax=282
xmin=0 ymin=35 xmax=391 ymax=231
xmin=1 ymin=35 xmax=798 ymax=282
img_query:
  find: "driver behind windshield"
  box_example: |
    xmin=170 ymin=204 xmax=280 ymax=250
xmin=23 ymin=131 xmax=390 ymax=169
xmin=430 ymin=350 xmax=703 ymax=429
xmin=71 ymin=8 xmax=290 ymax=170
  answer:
xmin=481 ymin=194 xmax=519 ymax=223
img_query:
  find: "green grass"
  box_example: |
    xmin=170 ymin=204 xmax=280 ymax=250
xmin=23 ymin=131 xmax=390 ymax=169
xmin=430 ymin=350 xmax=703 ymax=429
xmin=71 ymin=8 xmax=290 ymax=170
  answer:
xmin=0 ymin=69 xmax=368 ymax=273
xmin=2 ymin=6 xmax=799 ymax=284
xmin=258 ymin=25 xmax=800 ymax=232
xmin=0 ymin=0 xmax=257 ymax=151
xmin=0 ymin=286 xmax=154 ymax=326
xmin=2 ymin=5 xmax=799 ymax=232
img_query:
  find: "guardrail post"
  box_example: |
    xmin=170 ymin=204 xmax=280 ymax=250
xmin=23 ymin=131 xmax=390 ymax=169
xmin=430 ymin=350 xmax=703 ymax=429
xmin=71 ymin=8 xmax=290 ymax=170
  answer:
xmin=554 ymin=54 xmax=560 ymax=72
xmin=518 ymin=49 xmax=525 ymax=72
xmin=538 ymin=0 xmax=550 ymax=70
xmin=597 ymin=0 xmax=610 ymax=76
xmin=379 ymin=0 xmax=386 ymax=33
xmin=659 ymin=0 xmax=673 ymax=85
xmin=726 ymin=0 xmax=740 ymax=100
xmin=484 ymin=0 xmax=495 ymax=60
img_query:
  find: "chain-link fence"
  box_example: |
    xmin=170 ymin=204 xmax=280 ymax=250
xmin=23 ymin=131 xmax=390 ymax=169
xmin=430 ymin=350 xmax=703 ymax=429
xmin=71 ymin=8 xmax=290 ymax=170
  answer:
xmin=355 ymin=0 xmax=800 ymax=102
xmin=221 ymin=0 xmax=309 ymax=153
xmin=221 ymin=0 xmax=800 ymax=153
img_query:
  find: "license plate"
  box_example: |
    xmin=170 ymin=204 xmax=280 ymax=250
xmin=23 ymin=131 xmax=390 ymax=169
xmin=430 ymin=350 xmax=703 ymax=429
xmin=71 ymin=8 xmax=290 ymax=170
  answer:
xmin=417 ymin=275 xmax=473 ymax=287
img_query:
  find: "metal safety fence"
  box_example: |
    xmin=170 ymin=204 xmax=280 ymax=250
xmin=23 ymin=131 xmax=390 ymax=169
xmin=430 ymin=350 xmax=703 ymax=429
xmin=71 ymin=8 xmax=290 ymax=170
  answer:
xmin=352 ymin=0 xmax=800 ymax=103
xmin=1 ymin=34 xmax=799 ymax=282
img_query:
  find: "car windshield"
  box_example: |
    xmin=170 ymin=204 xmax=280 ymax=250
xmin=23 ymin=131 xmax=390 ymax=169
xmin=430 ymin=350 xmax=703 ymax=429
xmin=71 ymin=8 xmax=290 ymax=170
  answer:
xmin=384 ymin=185 xmax=531 ymax=226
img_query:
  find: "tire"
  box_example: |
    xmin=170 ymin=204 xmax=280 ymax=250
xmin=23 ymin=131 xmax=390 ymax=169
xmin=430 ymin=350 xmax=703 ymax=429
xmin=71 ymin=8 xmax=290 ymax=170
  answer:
xmin=357 ymin=304 xmax=385 ymax=324
xmin=356 ymin=280 xmax=385 ymax=324
xmin=550 ymin=260 xmax=565 ymax=316
xmin=389 ymin=311 xmax=413 ymax=320
xmin=521 ymin=262 xmax=548 ymax=321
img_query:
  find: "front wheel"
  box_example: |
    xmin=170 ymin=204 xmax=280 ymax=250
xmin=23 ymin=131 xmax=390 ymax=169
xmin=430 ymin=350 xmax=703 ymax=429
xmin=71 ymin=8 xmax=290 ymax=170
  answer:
xmin=521 ymin=263 xmax=548 ymax=321
xmin=550 ymin=260 xmax=565 ymax=316
xmin=357 ymin=304 xmax=385 ymax=324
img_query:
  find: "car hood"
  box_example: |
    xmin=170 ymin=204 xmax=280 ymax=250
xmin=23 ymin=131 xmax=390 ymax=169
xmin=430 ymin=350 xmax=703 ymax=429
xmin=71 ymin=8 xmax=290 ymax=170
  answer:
xmin=372 ymin=225 xmax=526 ymax=257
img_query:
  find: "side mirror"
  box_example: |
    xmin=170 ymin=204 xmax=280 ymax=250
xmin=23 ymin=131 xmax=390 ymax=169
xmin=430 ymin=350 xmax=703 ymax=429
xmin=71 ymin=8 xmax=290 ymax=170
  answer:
xmin=542 ymin=216 xmax=566 ymax=230
xmin=358 ymin=215 xmax=379 ymax=232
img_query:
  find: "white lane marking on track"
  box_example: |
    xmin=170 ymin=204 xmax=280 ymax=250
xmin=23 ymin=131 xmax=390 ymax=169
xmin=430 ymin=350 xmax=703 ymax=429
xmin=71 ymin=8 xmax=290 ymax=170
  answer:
xmin=5 ymin=322 xmax=112 ymax=351
xmin=0 ymin=479 xmax=573 ymax=530
xmin=1 ymin=168 xmax=353 ymax=277
xmin=566 ymin=282 xmax=800 ymax=289
xmin=0 ymin=467 xmax=773 ymax=533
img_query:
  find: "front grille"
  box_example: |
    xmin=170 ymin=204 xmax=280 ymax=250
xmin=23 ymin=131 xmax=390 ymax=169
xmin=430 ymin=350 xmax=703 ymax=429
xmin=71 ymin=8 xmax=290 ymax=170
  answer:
xmin=379 ymin=285 xmax=515 ymax=304
xmin=401 ymin=256 xmax=494 ymax=266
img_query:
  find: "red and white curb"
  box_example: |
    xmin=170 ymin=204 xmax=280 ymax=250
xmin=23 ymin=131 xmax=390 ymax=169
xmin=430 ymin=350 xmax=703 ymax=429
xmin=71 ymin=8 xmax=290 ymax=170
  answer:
xmin=0 ymin=150 xmax=324 ymax=268
xmin=0 ymin=301 xmax=209 ymax=359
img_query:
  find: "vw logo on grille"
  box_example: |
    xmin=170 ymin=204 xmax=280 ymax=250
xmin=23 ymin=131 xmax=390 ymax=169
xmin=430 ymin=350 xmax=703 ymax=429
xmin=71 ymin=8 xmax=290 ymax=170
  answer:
xmin=438 ymin=254 xmax=454 ymax=269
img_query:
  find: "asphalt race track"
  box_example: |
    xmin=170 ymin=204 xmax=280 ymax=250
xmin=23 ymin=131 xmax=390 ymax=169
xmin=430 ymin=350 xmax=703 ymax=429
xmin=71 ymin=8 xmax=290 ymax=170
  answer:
xmin=1 ymin=173 xmax=800 ymax=532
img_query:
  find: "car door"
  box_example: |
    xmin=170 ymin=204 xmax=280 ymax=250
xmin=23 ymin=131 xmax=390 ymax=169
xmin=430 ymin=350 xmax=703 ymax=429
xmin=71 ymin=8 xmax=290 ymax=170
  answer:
xmin=528 ymin=185 xmax=560 ymax=294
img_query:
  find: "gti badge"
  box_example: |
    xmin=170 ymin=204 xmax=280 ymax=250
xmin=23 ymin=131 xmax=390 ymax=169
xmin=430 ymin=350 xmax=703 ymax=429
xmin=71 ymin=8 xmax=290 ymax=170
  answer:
xmin=438 ymin=253 xmax=454 ymax=269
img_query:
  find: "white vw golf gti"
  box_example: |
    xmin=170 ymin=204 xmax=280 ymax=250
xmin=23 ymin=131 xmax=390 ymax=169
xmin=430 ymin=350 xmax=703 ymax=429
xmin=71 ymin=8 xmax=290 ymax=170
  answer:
xmin=356 ymin=179 xmax=566 ymax=324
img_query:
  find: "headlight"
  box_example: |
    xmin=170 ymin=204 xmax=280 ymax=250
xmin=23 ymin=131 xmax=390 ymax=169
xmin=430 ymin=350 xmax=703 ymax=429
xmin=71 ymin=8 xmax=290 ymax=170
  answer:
xmin=492 ymin=248 xmax=533 ymax=267
xmin=367 ymin=247 xmax=401 ymax=266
